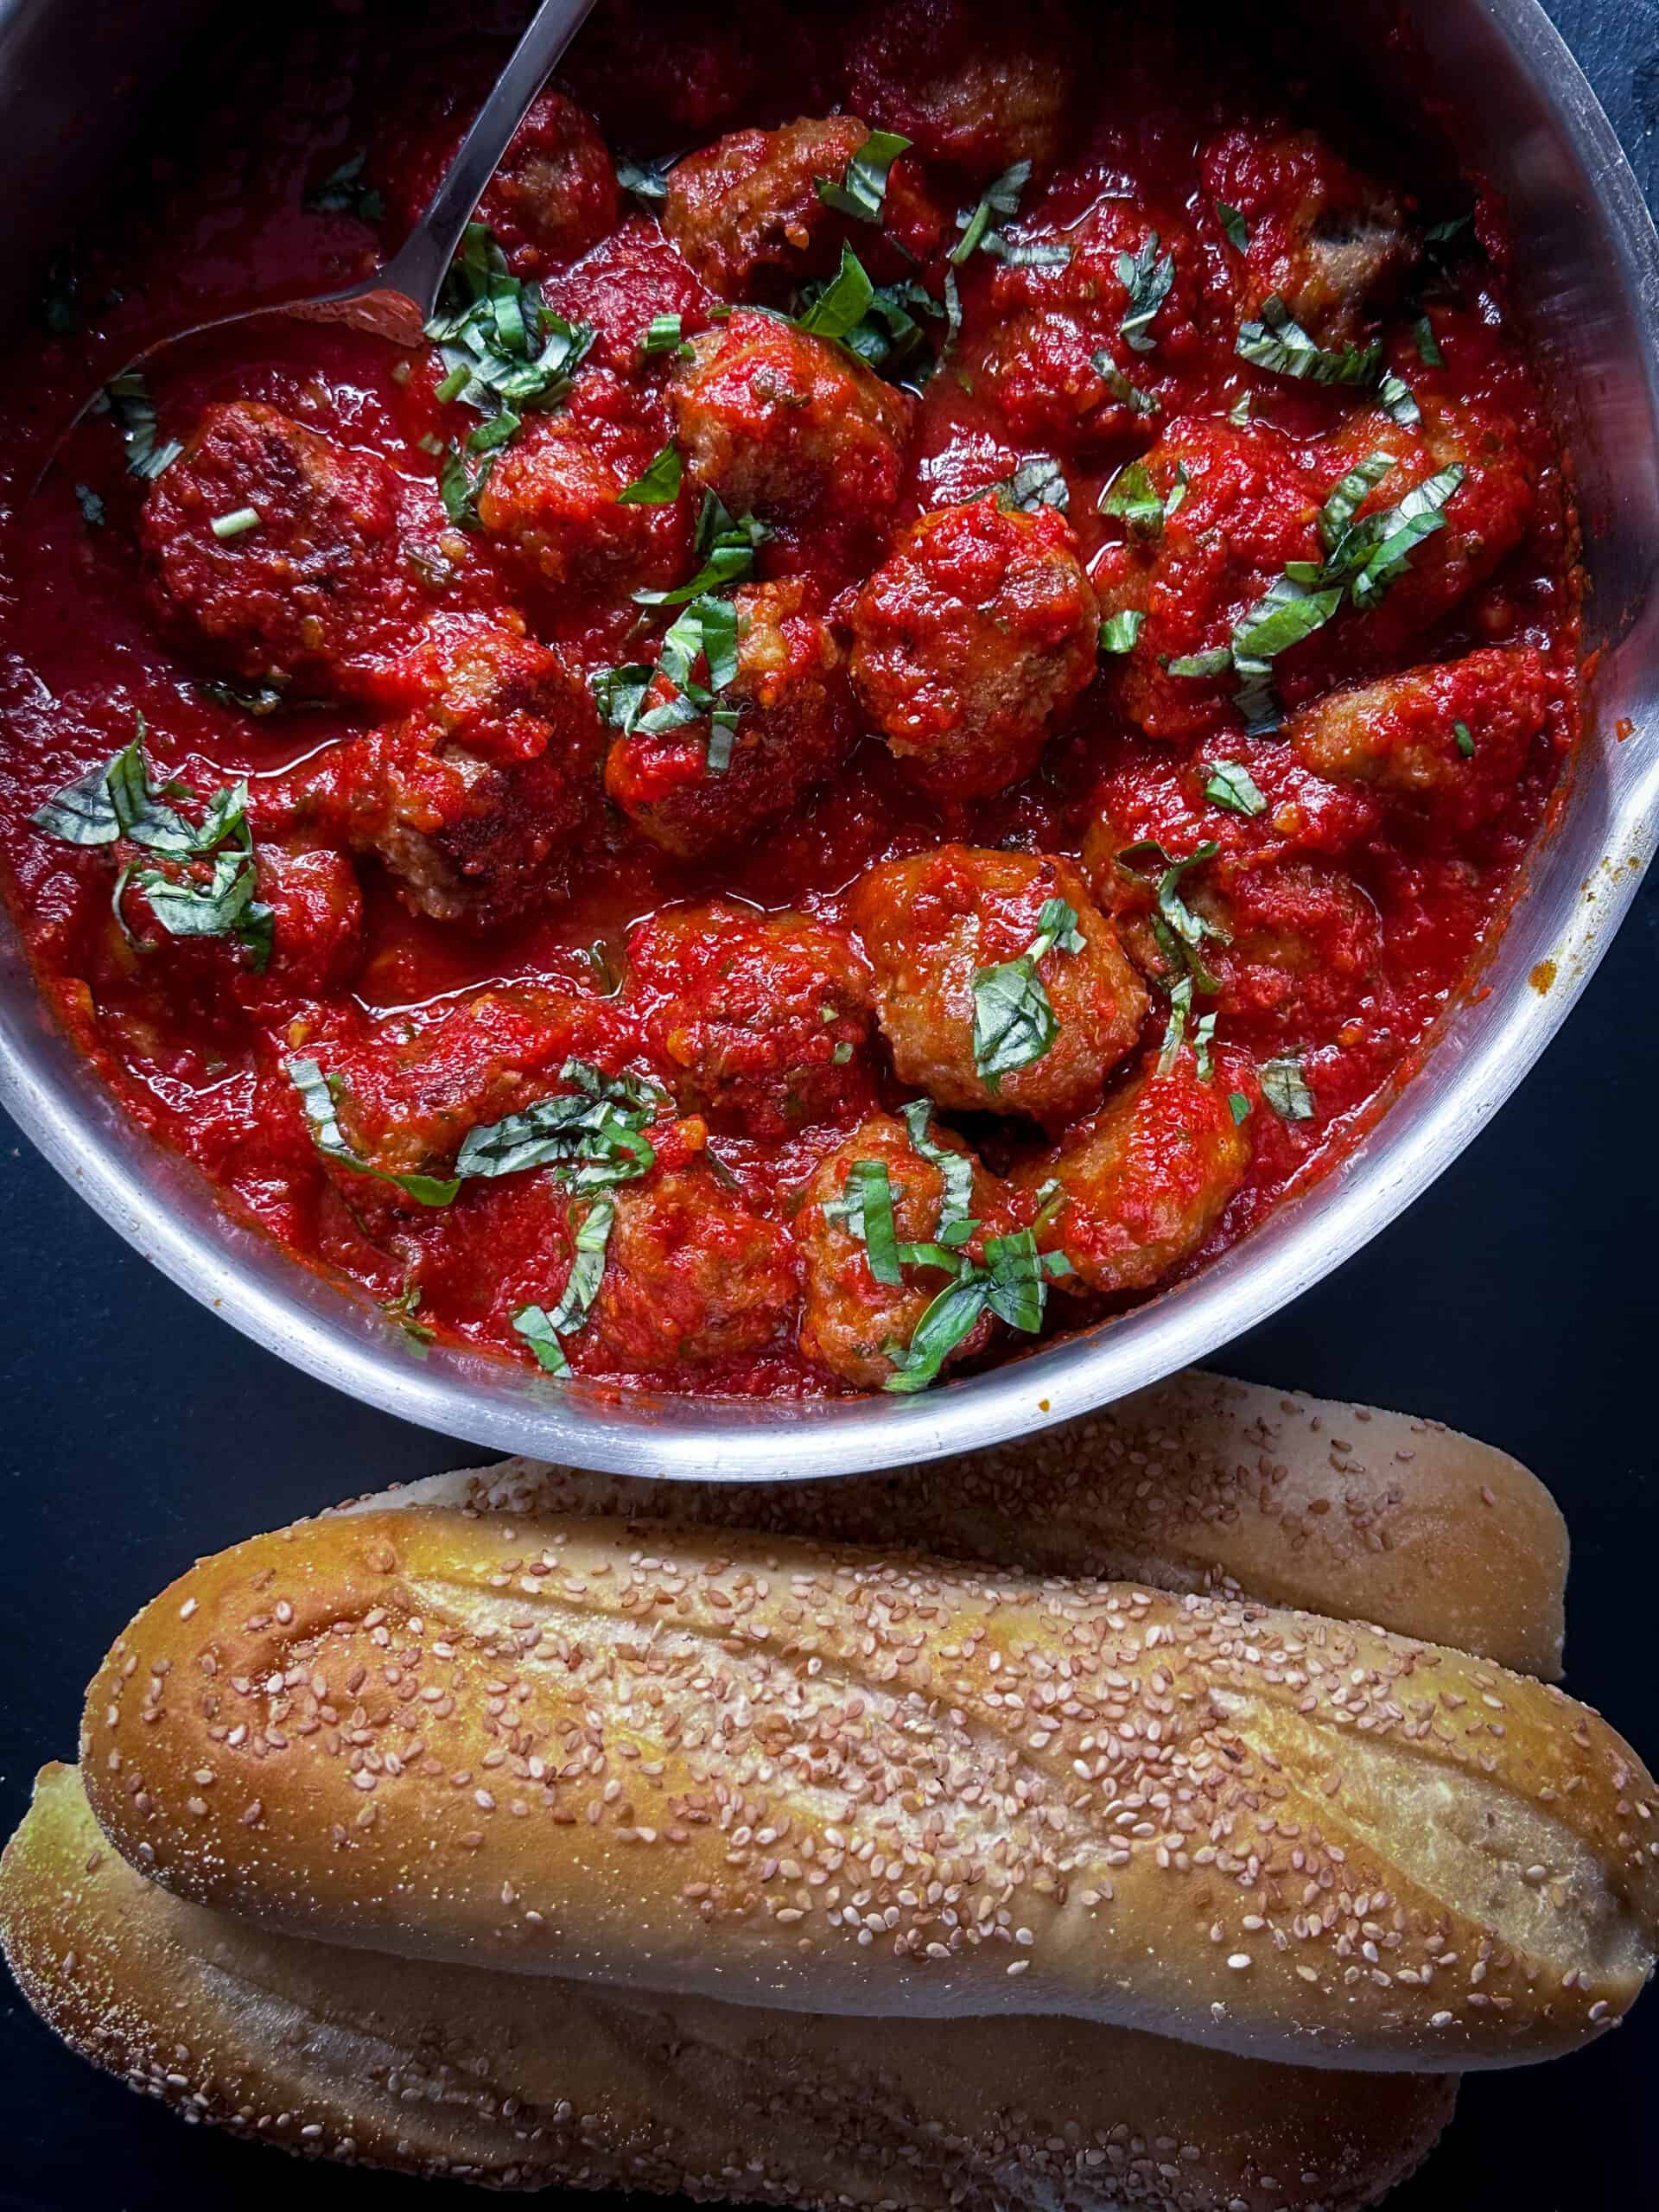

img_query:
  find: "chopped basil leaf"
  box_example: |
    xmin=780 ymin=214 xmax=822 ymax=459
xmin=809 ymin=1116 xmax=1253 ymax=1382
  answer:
xmin=199 ymin=677 xmax=290 ymax=720
xmin=1090 ymin=349 xmax=1160 ymax=416
xmin=1117 ymin=233 xmax=1175 ymax=353
xmin=1227 ymin=389 xmax=1254 ymax=427
xmin=591 ymin=662 xmax=656 ymax=734
xmin=1260 ymin=1055 xmax=1315 ymax=1121
xmin=1099 ymin=608 xmax=1145 ymax=655
xmin=972 ymin=958 xmax=1056 ymax=1085
xmin=1454 ymin=717 xmax=1475 ymax=758
xmin=438 ymin=442 xmax=494 ymax=530
xmin=305 ymin=150 xmax=385 ymax=224
xmin=381 ymin=1281 xmax=435 ymax=1348
xmin=1166 ymin=649 xmax=1233 ymax=679
xmin=816 ymin=130 xmax=911 ymax=225
xmin=1098 ymin=458 xmax=1171 ymax=538
xmin=73 ymin=484 xmax=105 ymax=529
xmin=641 ymin=312 xmax=690 ymax=357
xmin=615 ymin=153 xmax=675 ymax=206
xmin=1228 ymin=1089 xmax=1252 ymax=1125
xmin=1319 ymin=450 xmax=1395 ymax=550
xmin=286 ymin=1055 xmax=461 ymax=1206
xmin=827 ymin=1157 xmax=905 ymax=1284
xmin=1002 ymin=454 xmax=1068 ymax=512
xmin=617 ymin=441 xmax=683 ymax=505
xmin=512 ymin=1192 xmax=618 ymax=1373
xmin=1192 ymin=1008 xmax=1217 ymax=1084
xmin=1377 ymin=370 xmax=1421 ymax=427
xmin=702 ymin=707 xmax=738 ymax=773
xmin=1342 ymin=464 xmax=1465 ymax=612
xmin=796 ymin=242 xmax=876 ymax=341
xmin=898 ymin=1098 xmax=976 ymax=1232
xmin=1116 ymin=838 xmax=1224 ymax=991
xmin=1414 ymin=315 xmax=1445 ymax=367
xmin=1236 ymin=295 xmax=1382 ymax=387
xmin=1230 ymin=575 xmax=1343 ymax=732
xmin=1157 ymin=972 xmax=1192 ymax=1075
xmin=424 ymin=224 xmax=594 ymax=448
xmin=795 ymin=270 xmax=941 ymax=381
xmin=454 ymin=1061 xmax=658 ymax=1191
xmin=1419 ymin=211 xmax=1481 ymax=300
xmin=33 ymin=718 xmax=252 ymax=872
xmin=882 ymin=1273 xmax=990 ymax=1392
xmin=104 ymin=370 xmax=183 ymax=480
xmin=950 ymin=160 xmax=1033 ymax=267
xmin=971 ymin=899 xmax=1084 ymax=1086
xmin=1217 ymin=200 xmax=1250 ymax=253
xmin=210 ymin=505 xmax=262 ymax=539
xmin=635 ymin=489 xmax=770 ymax=606
xmin=512 ymin=1301 xmax=570 ymax=1373
xmin=1203 ymin=760 xmax=1267 ymax=817
xmin=881 ymin=1227 xmax=1063 ymax=1394
xmin=118 ymin=841 xmax=273 ymax=968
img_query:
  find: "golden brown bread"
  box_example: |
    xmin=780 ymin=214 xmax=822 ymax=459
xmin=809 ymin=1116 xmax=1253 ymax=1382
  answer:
xmin=368 ymin=1368 xmax=1568 ymax=1676
xmin=79 ymin=1496 xmax=1658 ymax=2069
xmin=1 ymin=1763 xmax=1458 ymax=2211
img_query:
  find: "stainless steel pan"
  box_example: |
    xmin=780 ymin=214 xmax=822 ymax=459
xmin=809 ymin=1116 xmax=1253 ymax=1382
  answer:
xmin=2 ymin=0 xmax=1655 ymax=1479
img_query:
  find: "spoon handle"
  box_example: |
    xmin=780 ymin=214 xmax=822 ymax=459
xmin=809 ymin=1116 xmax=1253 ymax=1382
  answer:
xmin=380 ymin=0 xmax=601 ymax=317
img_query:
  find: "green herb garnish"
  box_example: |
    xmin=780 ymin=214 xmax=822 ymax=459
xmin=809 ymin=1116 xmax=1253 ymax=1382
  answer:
xmin=971 ymin=899 xmax=1085 ymax=1087
xmin=286 ymin=1057 xmax=461 ymax=1206
xmin=617 ymin=441 xmax=683 ymax=505
xmin=1260 ymin=1055 xmax=1315 ymax=1121
xmin=1236 ymin=294 xmax=1382 ymax=386
xmin=1203 ymin=760 xmax=1267 ymax=817
xmin=305 ymin=151 xmax=385 ymax=224
xmin=816 ymin=130 xmax=911 ymax=225
xmin=1117 ymin=233 xmax=1176 ymax=354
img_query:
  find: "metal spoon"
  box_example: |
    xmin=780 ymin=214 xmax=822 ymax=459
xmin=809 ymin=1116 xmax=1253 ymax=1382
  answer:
xmin=43 ymin=0 xmax=598 ymax=474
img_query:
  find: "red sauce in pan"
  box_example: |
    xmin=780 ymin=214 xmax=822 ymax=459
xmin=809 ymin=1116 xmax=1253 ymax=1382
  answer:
xmin=0 ymin=0 xmax=1577 ymax=1397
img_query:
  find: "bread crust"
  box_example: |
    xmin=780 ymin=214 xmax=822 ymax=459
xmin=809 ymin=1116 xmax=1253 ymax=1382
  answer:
xmin=2 ymin=1763 xmax=1457 ymax=2211
xmin=359 ymin=1368 xmax=1568 ymax=1676
xmin=79 ymin=1498 xmax=1656 ymax=2069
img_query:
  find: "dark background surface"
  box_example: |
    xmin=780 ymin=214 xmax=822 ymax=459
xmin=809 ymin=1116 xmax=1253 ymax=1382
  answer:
xmin=2 ymin=1 xmax=1656 ymax=2204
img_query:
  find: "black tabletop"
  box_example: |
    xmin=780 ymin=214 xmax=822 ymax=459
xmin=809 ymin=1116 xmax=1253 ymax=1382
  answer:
xmin=3 ymin=4 xmax=1657 ymax=2206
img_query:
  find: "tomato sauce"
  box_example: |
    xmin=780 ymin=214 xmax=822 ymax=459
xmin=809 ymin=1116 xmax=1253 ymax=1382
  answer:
xmin=0 ymin=0 xmax=1578 ymax=1398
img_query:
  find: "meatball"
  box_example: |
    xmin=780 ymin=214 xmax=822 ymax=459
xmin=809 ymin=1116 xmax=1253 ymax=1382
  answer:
xmin=605 ymin=578 xmax=857 ymax=859
xmin=277 ymin=620 xmax=605 ymax=925
xmin=1203 ymin=127 xmax=1408 ymax=349
xmin=842 ymin=0 xmax=1071 ymax=176
xmin=671 ymin=309 xmax=912 ymax=533
xmin=1290 ymin=646 xmax=1548 ymax=831
xmin=476 ymin=377 xmax=694 ymax=597
xmin=141 ymin=402 xmax=424 ymax=700
xmin=1309 ymin=375 xmax=1538 ymax=664
xmin=1093 ymin=416 xmax=1325 ymax=744
xmin=850 ymin=848 xmax=1147 ymax=1125
xmin=797 ymin=1111 xmax=1003 ymax=1390
xmin=626 ymin=901 xmax=874 ymax=1137
xmin=849 ymin=493 xmax=1099 ymax=798
xmin=285 ymin=984 xmax=618 ymax=1197
xmin=664 ymin=116 xmax=874 ymax=302
xmin=971 ymin=203 xmax=1208 ymax=451
xmin=398 ymin=91 xmax=617 ymax=277
xmin=101 ymin=837 xmax=363 ymax=1040
xmin=249 ymin=843 xmax=364 ymax=1001
xmin=585 ymin=1165 xmax=797 ymax=1370
xmin=544 ymin=216 xmax=715 ymax=376
xmin=1016 ymin=1048 xmax=1251 ymax=1295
